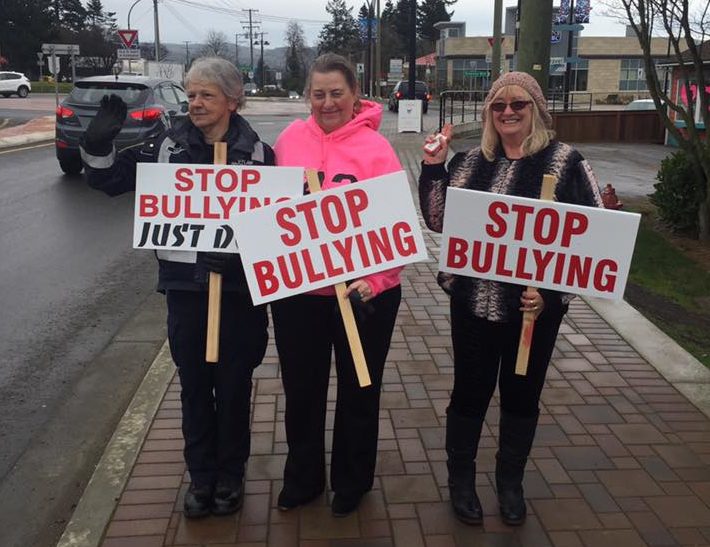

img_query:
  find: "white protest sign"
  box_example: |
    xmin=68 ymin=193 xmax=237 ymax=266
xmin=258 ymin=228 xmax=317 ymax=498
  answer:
xmin=233 ymin=171 xmax=428 ymax=305
xmin=134 ymin=163 xmax=304 ymax=252
xmin=439 ymin=189 xmax=641 ymax=300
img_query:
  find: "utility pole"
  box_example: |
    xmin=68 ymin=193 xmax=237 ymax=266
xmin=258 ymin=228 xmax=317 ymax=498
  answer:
xmin=563 ymin=0 xmax=576 ymax=111
xmin=184 ymin=41 xmax=190 ymax=70
xmin=491 ymin=0 xmax=503 ymax=81
xmin=365 ymin=2 xmax=373 ymax=97
xmin=235 ymin=33 xmax=239 ymax=66
xmin=516 ymin=0 xmax=552 ymax=92
xmin=241 ymin=9 xmax=259 ymax=79
xmin=407 ymin=0 xmax=416 ymax=99
xmin=375 ymin=0 xmax=381 ymax=98
xmin=153 ymin=0 xmax=161 ymax=62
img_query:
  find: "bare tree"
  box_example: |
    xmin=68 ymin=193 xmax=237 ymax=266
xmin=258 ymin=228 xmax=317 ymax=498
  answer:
xmin=200 ymin=30 xmax=230 ymax=58
xmin=607 ymin=0 xmax=710 ymax=239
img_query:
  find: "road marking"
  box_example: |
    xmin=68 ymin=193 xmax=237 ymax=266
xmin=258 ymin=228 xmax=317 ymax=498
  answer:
xmin=0 ymin=142 xmax=54 ymax=154
xmin=256 ymin=121 xmax=275 ymax=125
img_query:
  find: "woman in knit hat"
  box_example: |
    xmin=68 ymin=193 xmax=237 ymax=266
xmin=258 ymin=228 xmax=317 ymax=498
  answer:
xmin=418 ymin=71 xmax=604 ymax=526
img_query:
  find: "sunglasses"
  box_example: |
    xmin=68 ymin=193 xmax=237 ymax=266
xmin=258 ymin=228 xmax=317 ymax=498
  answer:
xmin=489 ymin=100 xmax=532 ymax=112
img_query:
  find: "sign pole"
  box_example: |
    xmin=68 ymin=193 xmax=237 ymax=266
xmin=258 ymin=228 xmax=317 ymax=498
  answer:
xmin=515 ymin=174 xmax=557 ymax=376
xmin=305 ymin=169 xmax=372 ymax=388
xmin=205 ymin=142 xmax=227 ymax=363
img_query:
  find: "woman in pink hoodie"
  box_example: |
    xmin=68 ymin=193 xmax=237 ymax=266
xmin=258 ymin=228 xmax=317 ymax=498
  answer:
xmin=272 ymin=53 xmax=403 ymax=517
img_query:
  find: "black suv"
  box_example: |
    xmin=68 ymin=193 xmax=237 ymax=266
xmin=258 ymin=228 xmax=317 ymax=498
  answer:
xmin=55 ymin=75 xmax=188 ymax=175
xmin=387 ymin=80 xmax=431 ymax=113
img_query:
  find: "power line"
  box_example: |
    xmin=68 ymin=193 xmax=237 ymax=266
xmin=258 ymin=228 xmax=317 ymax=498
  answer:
xmin=166 ymin=0 xmax=327 ymax=25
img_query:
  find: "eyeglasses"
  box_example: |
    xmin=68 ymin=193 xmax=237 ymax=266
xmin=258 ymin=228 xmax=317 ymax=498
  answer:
xmin=489 ymin=100 xmax=532 ymax=113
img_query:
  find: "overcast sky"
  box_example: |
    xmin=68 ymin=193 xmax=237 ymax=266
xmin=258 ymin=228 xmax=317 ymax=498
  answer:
xmin=103 ymin=0 xmax=630 ymax=49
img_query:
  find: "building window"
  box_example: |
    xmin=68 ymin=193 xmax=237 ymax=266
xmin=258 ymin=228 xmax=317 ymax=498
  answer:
xmin=572 ymin=58 xmax=588 ymax=91
xmin=619 ymin=58 xmax=648 ymax=91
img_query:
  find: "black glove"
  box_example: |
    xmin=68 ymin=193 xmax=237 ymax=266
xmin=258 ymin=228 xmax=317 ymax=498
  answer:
xmin=202 ymin=252 xmax=239 ymax=275
xmin=83 ymin=94 xmax=127 ymax=155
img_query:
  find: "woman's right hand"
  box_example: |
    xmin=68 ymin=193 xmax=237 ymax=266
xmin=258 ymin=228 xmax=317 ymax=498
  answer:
xmin=422 ymin=123 xmax=453 ymax=165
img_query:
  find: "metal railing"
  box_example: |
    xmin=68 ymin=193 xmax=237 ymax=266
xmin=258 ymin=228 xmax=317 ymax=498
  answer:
xmin=438 ymin=90 xmax=486 ymax=130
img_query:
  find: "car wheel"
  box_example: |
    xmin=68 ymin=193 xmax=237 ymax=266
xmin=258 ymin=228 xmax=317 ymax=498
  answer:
xmin=59 ymin=157 xmax=83 ymax=175
xmin=17 ymin=86 xmax=29 ymax=98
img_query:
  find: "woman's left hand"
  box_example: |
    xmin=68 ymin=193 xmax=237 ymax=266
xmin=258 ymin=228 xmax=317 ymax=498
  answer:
xmin=345 ymin=279 xmax=374 ymax=303
xmin=520 ymin=289 xmax=544 ymax=319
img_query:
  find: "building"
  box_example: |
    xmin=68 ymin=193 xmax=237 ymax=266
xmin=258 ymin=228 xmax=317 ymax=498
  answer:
xmin=433 ymin=8 xmax=669 ymax=103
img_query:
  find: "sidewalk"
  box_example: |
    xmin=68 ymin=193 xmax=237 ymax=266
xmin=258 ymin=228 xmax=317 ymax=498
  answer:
xmin=10 ymin=112 xmax=709 ymax=547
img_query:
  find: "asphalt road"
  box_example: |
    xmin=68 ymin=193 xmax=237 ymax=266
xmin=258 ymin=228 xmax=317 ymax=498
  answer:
xmin=0 ymin=106 xmax=300 ymax=546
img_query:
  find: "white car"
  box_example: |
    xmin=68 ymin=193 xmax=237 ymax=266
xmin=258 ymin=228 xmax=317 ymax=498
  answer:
xmin=0 ymin=71 xmax=31 ymax=98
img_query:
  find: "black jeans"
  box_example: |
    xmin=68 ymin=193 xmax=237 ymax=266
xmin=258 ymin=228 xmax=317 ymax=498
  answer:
xmin=449 ymin=296 xmax=565 ymax=419
xmin=166 ymin=289 xmax=268 ymax=485
xmin=272 ymin=286 xmax=401 ymax=498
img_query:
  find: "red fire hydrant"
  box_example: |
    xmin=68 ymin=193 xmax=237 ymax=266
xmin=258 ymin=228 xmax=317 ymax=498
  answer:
xmin=601 ymin=183 xmax=623 ymax=210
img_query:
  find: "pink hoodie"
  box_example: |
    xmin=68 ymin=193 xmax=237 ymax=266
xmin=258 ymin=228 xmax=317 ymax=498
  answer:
xmin=274 ymin=99 xmax=403 ymax=297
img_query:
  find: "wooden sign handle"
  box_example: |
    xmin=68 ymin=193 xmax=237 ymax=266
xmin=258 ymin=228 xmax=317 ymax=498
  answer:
xmin=305 ymin=169 xmax=372 ymax=387
xmin=514 ymin=174 xmax=558 ymax=376
xmin=206 ymin=142 xmax=228 ymax=363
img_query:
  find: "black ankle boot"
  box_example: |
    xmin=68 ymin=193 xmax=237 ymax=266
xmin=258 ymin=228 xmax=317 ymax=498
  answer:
xmin=184 ymin=481 xmax=213 ymax=519
xmin=496 ymin=411 xmax=539 ymax=526
xmin=446 ymin=407 xmax=485 ymax=525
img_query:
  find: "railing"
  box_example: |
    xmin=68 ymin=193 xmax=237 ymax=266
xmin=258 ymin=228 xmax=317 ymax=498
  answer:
xmin=438 ymin=90 xmax=486 ymax=131
xmin=547 ymin=92 xmax=594 ymax=112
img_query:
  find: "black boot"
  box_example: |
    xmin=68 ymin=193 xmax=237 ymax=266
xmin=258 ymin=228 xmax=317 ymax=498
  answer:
xmin=496 ymin=411 xmax=539 ymax=526
xmin=446 ymin=407 xmax=485 ymax=525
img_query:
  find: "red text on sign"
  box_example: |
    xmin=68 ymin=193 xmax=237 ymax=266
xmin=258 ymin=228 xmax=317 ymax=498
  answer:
xmin=486 ymin=202 xmax=589 ymax=247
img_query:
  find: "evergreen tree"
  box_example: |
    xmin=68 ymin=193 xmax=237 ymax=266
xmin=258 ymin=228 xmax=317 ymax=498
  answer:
xmin=380 ymin=0 xmax=406 ymax=62
xmin=317 ymin=0 xmax=360 ymax=59
xmin=49 ymin=0 xmax=87 ymax=36
xmin=283 ymin=21 xmax=307 ymax=93
xmin=417 ymin=0 xmax=456 ymax=49
xmin=0 ymin=0 xmax=53 ymax=76
xmin=79 ymin=0 xmax=118 ymax=74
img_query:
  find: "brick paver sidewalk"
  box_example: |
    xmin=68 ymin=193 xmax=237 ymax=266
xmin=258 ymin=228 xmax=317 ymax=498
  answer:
xmin=97 ymin=115 xmax=710 ymax=547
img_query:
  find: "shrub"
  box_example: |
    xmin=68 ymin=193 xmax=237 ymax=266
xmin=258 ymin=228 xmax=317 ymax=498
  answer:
xmin=650 ymin=147 xmax=705 ymax=237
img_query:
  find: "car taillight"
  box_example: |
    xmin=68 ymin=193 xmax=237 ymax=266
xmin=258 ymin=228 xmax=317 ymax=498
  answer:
xmin=395 ymin=91 xmax=402 ymax=99
xmin=130 ymin=107 xmax=164 ymax=121
xmin=426 ymin=93 xmax=432 ymax=100
xmin=56 ymin=105 xmax=75 ymax=118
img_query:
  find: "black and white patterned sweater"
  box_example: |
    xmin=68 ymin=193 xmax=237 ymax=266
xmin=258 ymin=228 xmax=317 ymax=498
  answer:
xmin=419 ymin=140 xmax=604 ymax=323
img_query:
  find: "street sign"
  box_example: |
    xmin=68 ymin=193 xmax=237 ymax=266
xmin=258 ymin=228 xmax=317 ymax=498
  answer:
xmin=47 ymin=55 xmax=58 ymax=75
xmin=356 ymin=63 xmax=364 ymax=74
xmin=36 ymin=52 xmax=44 ymax=61
xmin=464 ymin=70 xmax=489 ymax=78
xmin=117 ymin=48 xmax=140 ymax=60
xmin=42 ymin=43 xmax=80 ymax=55
xmin=389 ymin=59 xmax=403 ymax=73
xmin=275 ymin=72 xmax=282 ymax=81
xmin=117 ymin=29 xmax=139 ymax=49
xmin=566 ymin=56 xmax=582 ymax=64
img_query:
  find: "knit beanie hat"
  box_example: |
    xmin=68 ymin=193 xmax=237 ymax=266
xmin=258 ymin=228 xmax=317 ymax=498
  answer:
xmin=483 ymin=71 xmax=553 ymax=129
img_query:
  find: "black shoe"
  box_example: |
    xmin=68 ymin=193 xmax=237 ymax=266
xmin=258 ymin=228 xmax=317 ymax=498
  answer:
xmin=498 ymin=487 xmax=527 ymax=525
xmin=211 ymin=477 xmax=245 ymax=516
xmin=277 ymin=486 xmax=324 ymax=511
xmin=331 ymin=492 xmax=364 ymax=517
xmin=184 ymin=482 xmax=213 ymax=519
xmin=449 ymin=478 xmax=483 ymax=525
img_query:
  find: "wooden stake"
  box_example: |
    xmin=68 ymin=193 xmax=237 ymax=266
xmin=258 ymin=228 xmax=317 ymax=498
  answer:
xmin=305 ymin=169 xmax=372 ymax=387
xmin=514 ymin=174 xmax=558 ymax=376
xmin=205 ymin=142 xmax=228 ymax=363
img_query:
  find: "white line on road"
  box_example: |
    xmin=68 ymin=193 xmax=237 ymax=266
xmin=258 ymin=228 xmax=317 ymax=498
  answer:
xmin=0 ymin=142 xmax=53 ymax=154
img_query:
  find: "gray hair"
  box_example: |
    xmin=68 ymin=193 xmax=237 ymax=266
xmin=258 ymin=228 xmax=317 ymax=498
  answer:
xmin=184 ymin=57 xmax=245 ymax=110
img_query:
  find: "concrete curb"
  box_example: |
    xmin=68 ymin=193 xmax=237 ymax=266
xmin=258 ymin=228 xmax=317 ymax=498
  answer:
xmin=583 ymin=296 xmax=710 ymax=418
xmin=55 ymin=342 xmax=175 ymax=547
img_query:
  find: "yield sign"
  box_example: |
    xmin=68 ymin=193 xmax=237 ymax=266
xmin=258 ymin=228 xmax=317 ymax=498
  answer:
xmin=117 ymin=29 xmax=139 ymax=49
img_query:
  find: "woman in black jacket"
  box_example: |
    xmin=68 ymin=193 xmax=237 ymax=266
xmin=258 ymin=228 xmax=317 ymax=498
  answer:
xmin=82 ymin=57 xmax=274 ymax=519
xmin=419 ymin=71 xmax=603 ymax=526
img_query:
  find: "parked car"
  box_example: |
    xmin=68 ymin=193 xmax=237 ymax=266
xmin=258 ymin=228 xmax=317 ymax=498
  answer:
xmin=0 ymin=71 xmax=32 ymax=98
xmin=55 ymin=75 xmax=188 ymax=175
xmin=625 ymin=99 xmax=657 ymax=111
xmin=387 ymin=80 xmax=432 ymax=113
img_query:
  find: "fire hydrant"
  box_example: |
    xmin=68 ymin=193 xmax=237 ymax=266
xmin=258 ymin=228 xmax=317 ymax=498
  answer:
xmin=601 ymin=183 xmax=623 ymax=210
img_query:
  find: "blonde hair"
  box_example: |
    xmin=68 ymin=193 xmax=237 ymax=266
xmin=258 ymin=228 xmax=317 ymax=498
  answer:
xmin=480 ymin=86 xmax=556 ymax=161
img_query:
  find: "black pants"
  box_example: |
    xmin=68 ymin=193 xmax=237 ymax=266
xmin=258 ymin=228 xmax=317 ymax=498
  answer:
xmin=272 ymin=286 xmax=401 ymax=498
xmin=449 ymin=297 xmax=565 ymax=419
xmin=166 ymin=289 xmax=268 ymax=486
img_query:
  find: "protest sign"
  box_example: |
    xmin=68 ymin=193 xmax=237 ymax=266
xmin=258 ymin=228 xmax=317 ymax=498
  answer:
xmin=439 ymin=188 xmax=641 ymax=301
xmin=233 ymin=171 xmax=428 ymax=305
xmin=133 ymin=163 xmax=304 ymax=252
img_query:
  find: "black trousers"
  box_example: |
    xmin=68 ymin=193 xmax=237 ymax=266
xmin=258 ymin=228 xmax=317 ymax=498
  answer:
xmin=449 ymin=296 xmax=565 ymax=419
xmin=272 ymin=286 xmax=401 ymax=498
xmin=166 ymin=289 xmax=268 ymax=485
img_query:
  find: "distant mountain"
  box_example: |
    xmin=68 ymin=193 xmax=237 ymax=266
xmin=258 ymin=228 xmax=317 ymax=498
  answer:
xmin=161 ymin=42 xmax=317 ymax=72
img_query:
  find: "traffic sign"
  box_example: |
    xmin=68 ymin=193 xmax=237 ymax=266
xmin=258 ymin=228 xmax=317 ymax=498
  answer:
xmin=117 ymin=29 xmax=139 ymax=49
xmin=356 ymin=63 xmax=364 ymax=74
xmin=36 ymin=52 xmax=44 ymax=61
xmin=464 ymin=70 xmax=489 ymax=78
xmin=42 ymin=43 xmax=80 ymax=55
xmin=117 ymin=48 xmax=141 ymax=60
xmin=47 ymin=55 xmax=58 ymax=75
